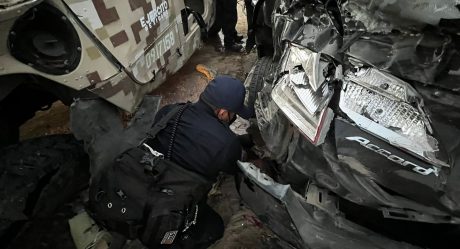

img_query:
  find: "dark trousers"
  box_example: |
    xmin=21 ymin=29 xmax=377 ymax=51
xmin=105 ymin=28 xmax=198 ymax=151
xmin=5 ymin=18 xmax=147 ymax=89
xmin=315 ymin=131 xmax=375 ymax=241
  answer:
xmin=244 ymin=0 xmax=254 ymax=36
xmin=213 ymin=0 xmax=238 ymax=45
xmin=169 ymin=202 xmax=224 ymax=249
xmin=244 ymin=0 xmax=255 ymax=48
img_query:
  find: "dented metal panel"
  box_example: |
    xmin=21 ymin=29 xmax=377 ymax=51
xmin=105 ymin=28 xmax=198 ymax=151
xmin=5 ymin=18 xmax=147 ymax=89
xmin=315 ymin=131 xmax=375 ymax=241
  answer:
xmin=238 ymin=161 xmax=420 ymax=249
xmin=272 ymin=1 xmax=342 ymax=60
xmin=251 ymin=0 xmax=460 ymax=234
xmin=344 ymin=0 xmax=460 ymax=31
xmin=343 ymin=0 xmax=460 ymax=90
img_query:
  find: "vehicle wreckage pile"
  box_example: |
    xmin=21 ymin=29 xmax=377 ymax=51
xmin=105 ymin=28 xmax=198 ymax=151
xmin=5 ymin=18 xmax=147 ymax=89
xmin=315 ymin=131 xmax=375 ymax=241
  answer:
xmin=240 ymin=0 xmax=460 ymax=248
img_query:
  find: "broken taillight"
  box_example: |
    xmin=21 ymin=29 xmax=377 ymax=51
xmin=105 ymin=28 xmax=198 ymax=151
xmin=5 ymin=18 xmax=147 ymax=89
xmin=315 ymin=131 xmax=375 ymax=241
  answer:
xmin=271 ymin=43 xmax=335 ymax=145
xmin=339 ymin=67 xmax=448 ymax=168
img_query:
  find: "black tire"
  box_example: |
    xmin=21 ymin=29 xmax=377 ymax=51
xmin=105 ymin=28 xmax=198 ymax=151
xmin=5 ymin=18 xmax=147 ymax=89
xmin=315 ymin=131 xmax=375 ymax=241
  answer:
xmin=244 ymin=56 xmax=275 ymax=110
xmin=0 ymin=135 xmax=89 ymax=247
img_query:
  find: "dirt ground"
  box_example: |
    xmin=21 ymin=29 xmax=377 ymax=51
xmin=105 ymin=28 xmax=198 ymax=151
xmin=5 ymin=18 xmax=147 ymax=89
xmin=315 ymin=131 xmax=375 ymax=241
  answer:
xmin=18 ymin=3 xmax=281 ymax=249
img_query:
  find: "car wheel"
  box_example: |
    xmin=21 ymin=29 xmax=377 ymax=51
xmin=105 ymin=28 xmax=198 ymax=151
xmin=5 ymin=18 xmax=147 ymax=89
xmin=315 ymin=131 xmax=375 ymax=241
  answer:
xmin=0 ymin=134 xmax=89 ymax=247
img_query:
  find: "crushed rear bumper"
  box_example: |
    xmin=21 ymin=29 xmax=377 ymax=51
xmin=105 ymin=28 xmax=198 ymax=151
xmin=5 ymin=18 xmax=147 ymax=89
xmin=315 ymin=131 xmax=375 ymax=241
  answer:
xmin=237 ymin=161 xmax=419 ymax=249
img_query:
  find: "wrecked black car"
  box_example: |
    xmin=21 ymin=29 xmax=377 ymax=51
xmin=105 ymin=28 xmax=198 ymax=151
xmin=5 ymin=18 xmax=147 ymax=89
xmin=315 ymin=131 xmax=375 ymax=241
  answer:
xmin=241 ymin=0 xmax=460 ymax=248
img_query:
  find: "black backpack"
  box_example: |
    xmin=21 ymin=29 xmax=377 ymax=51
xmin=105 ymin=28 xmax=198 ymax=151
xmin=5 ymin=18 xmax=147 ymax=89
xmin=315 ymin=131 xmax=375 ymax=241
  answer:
xmin=88 ymin=103 xmax=211 ymax=247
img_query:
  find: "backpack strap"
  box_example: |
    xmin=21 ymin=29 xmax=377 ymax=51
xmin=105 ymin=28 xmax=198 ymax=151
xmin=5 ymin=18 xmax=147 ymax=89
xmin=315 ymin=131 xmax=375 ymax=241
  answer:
xmin=166 ymin=103 xmax=189 ymax=159
xmin=146 ymin=103 xmax=187 ymax=139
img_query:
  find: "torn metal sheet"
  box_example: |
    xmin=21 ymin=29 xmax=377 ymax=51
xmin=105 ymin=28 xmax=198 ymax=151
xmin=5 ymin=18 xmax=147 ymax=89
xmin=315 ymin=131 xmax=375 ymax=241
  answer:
xmin=271 ymin=0 xmax=460 ymax=90
xmin=280 ymin=129 xmax=332 ymax=191
xmin=272 ymin=1 xmax=342 ymax=60
xmin=344 ymin=0 xmax=460 ymax=32
xmin=279 ymin=44 xmax=330 ymax=92
xmin=238 ymin=161 xmax=419 ymax=249
xmin=345 ymin=31 xmax=459 ymax=89
xmin=70 ymin=96 xmax=161 ymax=177
xmin=342 ymin=0 xmax=460 ymax=90
xmin=254 ymin=84 xmax=293 ymax=162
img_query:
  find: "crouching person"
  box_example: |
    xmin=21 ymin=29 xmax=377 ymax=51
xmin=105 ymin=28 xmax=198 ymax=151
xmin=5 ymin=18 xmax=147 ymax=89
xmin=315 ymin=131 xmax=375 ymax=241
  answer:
xmin=87 ymin=76 xmax=254 ymax=249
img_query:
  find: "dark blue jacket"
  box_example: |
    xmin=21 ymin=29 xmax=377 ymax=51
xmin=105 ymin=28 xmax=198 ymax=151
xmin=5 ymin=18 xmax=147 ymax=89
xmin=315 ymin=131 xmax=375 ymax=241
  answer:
xmin=148 ymin=100 xmax=242 ymax=181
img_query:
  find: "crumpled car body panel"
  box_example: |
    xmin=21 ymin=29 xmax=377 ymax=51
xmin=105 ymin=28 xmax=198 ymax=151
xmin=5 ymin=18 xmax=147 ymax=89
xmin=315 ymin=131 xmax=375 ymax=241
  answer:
xmin=238 ymin=161 xmax=418 ymax=249
xmin=242 ymin=0 xmax=460 ymax=248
